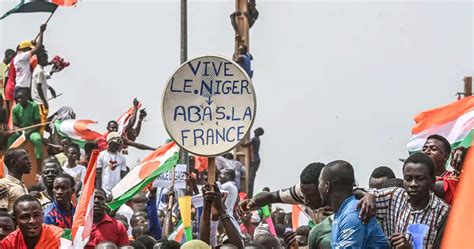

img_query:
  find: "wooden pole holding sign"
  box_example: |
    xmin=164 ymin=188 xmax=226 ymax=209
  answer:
xmin=207 ymin=157 xmax=216 ymax=185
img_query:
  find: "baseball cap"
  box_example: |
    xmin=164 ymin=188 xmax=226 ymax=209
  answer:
xmin=18 ymin=40 xmax=33 ymax=50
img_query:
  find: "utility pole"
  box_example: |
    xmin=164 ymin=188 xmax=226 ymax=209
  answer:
xmin=179 ymin=0 xmax=189 ymax=169
xmin=456 ymin=76 xmax=472 ymax=99
xmin=231 ymin=0 xmax=258 ymax=195
xmin=464 ymin=76 xmax=472 ymax=97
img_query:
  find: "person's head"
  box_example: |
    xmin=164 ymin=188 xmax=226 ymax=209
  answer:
xmin=402 ymin=153 xmax=435 ymax=204
xmin=41 ymin=160 xmax=62 ymax=189
xmin=318 ymin=160 xmax=355 ymax=207
xmin=381 ymin=178 xmax=404 ymax=188
xmin=422 ymin=135 xmax=451 ymax=175
xmin=52 ymin=174 xmax=75 ymax=207
xmin=223 ymin=153 xmax=234 ymax=160
xmin=0 ymin=211 xmax=15 ymax=240
xmin=158 ymin=209 xmax=165 ymax=225
xmin=65 ymin=143 xmax=80 ymax=163
xmin=107 ymin=120 xmax=119 ymax=133
xmin=218 ymin=169 xmax=236 ymax=184
xmin=17 ymin=40 xmax=33 ymax=52
xmin=95 ymin=241 xmax=118 ymax=249
xmin=299 ymin=162 xmax=325 ymax=210
xmin=369 ymin=166 xmax=395 ymax=189
xmin=262 ymin=187 xmax=270 ymax=192
xmin=181 ymin=240 xmax=211 ymax=249
xmin=3 ymin=49 xmax=15 ymax=64
xmin=16 ymin=89 xmax=29 ymax=106
xmin=60 ymin=137 xmax=72 ymax=152
xmin=107 ymin=132 xmax=123 ymax=153
xmin=154 ymin=239 xmax=181 ymax=249
xmin=4 ymin=148 xmax=31 ymax=175
xmin=13 ymin=195 xmax=43 ymax=239
xmin=274 ymin=223 xmax=286 ymax=238
xmin=84 ymin=142 xmax=97 ymax=160
xmin=254 ymin=127 xmax=264 ymax=137
xmin=114 ymin=214 xmax=129 ymax=231
xmin=239 ymin=45 xmax=248 ymax=54
xmin=254 ymin=234 xmax=280 ymax=248
xmin=275 ymin=211 xmax=286 ymax=225
xmin=93 ymin=188 xmax=107 ymax=221
xmin=136 ymin=235 xmax=156 ymax=249
xmin=36 ymin=49 xmax=48 ymax=66
xmin=130 ymin=241 xmax=146 ymax=249
xmin=131 ymin=213 xmax=147 ymax=228
xmin=132 ymin=226 xmax=144 ymax=240
xmin=295 ymin=226 xmax=310 ymax=246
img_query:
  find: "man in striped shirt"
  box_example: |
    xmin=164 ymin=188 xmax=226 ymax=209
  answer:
xmin=358 ymin=153 xmax=449 ymax=248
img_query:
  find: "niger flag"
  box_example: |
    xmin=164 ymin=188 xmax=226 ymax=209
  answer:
xmin=442 ymin=142 xmax=474 ymax=248
xmin=1 ymin=0 xmax=77 ymax=20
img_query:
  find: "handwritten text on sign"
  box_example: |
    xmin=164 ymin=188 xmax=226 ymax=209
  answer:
xmin=162 ymin=56 xmax=256 ymax=156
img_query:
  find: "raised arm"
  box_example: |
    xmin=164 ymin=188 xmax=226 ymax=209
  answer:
xmin=122 ymin=136 xmax=156 ymax=151
xmin=210 ymin=186 xmax=243 ymax=248
xmin=31 ymin=24 xmax=46 ymax=55
xmin=161 ymin=188 xmax=175 ymax=238
xmin=147 ymin=187 xmax=162 ymax=240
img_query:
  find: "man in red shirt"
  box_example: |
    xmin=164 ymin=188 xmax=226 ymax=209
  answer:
xmin=86 ymin=188 xmax=129 ymax=248
xmin=1 ymin=195 xmax=64 ymax=249
xmin=422 ymin=134 xmax=465 ymax=205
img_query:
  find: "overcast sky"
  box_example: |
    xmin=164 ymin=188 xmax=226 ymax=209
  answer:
xmin=1 ymin=1 xmax=472 ymax=194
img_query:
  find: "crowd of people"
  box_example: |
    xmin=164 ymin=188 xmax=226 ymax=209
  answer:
xmin=0 ymin=24 xmax=470 ymax=249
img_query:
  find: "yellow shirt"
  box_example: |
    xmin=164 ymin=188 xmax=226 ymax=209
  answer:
xmin=0 ymin=175 xmax=28 ymax=210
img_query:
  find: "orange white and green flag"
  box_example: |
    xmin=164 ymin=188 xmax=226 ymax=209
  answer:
xmin=55 ymin=119 xmax=103 ymax=148
xmin=70 ymin=150 xmax=99 ymax=248
xmin=108 ymin=142 xmax=179 ymax=210
xmin=168 ymin=220 xmax=186 ymax=244
xmin=292 ymin=205 xmax=313 ymax=230
xmin=407 ymin=96 xmax=473 ymax=153
xmin=442 ymin=135 xmax=474 ymax=248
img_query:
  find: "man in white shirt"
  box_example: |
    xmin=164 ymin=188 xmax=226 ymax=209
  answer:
xmin=218 ymin=168 xmax=238 ymax=215
xmin=31 ymin=49 xmax=56 ymax=133
xmin=97 ymin=132 xmax=127 ymax=197
xmin=13 ymin=24 xmax=47 ymax=98
xmin=62 ymin=143 xmax=86 ymax=192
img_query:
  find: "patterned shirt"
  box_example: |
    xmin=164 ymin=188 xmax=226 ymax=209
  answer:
xmin=43 ymin=201 xmax=76 ymax=229
xmin=369 ymin=187 xmax=449 ymax=248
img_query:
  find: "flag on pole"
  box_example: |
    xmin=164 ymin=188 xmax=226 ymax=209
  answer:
xmin=55 ymin=119 xmax=102 ymax=148
xmin=108 ymin=142 xmax=179 ymax=210
xmin=70 ymin=150 xmax=99 ymax=248
xmin=116 ymin=101 xmax=141 ymax=135
xmin=0 ymin=131 xmax=27 ymax=178
xmin=442 ymin=139 xmax=474 ymax=248
xmin=407 ymin=96 xmax=474 ymax=153
xmin=291 ymin=205 xmax=313 ymax=230
xmin=168 ymin=221 xmax=186 ymax=244
xmin=1 ymin=0 xmax=77 ymax=20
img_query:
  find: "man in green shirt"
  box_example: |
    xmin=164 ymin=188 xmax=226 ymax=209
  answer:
xmin=7 ymin=89 xmax=43 ymax=166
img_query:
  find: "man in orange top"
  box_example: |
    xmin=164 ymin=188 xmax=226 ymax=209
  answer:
xmin=1 ymin=194 xmax=64 ymax=249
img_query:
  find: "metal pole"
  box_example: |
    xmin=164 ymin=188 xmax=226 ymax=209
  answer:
xmin=179 ymin=0 xmax=190 ymax=174
xmin=180 ymin=0 xmax=188 ymax=64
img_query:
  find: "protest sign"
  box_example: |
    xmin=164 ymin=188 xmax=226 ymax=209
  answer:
xmin=162 ymin=55 xmax=256 ymax=156
xmin=153 ymin=164 xmax=187 ymax=189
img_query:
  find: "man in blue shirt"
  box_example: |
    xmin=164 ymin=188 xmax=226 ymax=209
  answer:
xmin=318 ymin=160 xmax=389 ymax=249
xmin=44 ymin=174 xmax=76 ymax=229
